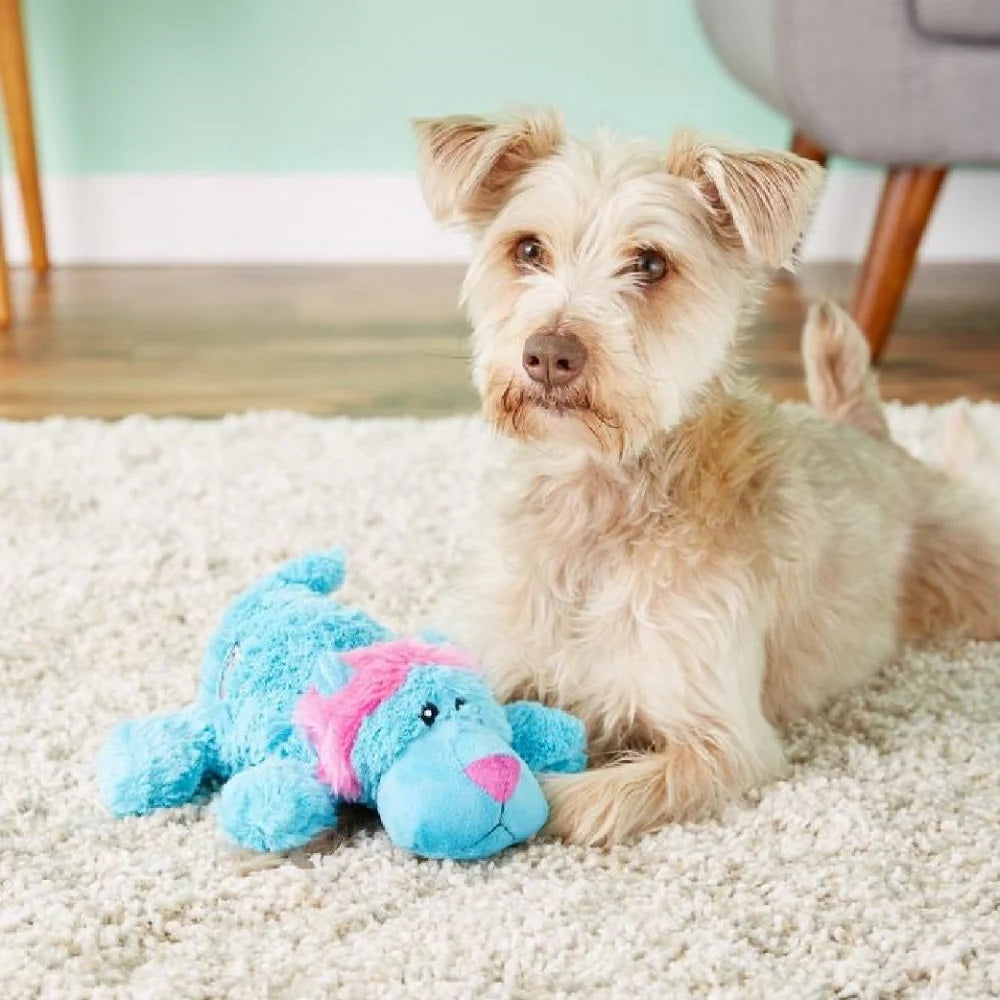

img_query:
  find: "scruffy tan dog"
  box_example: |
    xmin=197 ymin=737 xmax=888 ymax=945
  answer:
xmin=414 ymin=110 xmax=1000 ymax=847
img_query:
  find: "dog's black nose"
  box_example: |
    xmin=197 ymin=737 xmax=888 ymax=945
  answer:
xmin=522 ymin=331 xmax=587 ymax=387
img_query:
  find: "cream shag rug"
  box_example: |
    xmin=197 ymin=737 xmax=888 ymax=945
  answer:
xmin=2 ymin=403 xmax=999 ymax=1000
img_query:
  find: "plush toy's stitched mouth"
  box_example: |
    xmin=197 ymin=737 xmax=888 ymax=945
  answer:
xmin=438 ymin=730 xmax=524 ymax=851
xmin=465 ymin=804 xmax=516 ymax=852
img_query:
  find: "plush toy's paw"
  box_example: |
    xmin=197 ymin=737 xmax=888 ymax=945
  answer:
xmin=96 ymin=712 xmax=213 ymax=817
xmin=216 ymin=757 xmax=337 ymax=852
xmin=504 ymin=702 xmax=587 ymax=775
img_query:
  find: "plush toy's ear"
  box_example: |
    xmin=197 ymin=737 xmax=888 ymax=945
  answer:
xmin=504 ymin=702 xmax=587 ymax=774
xmin=666 ymin=129 xmax=825 ymax=269
xmin=412 ymin=110 xmax=564 ymax=230
xmin=312 ymin=651 xmax=352 ymax=695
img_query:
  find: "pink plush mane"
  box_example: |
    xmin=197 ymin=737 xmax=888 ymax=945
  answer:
xmin=294 ymin=639 xmax=478 ymax=800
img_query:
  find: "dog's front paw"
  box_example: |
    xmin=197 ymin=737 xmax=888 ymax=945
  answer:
xmin=540 ymin=771 xmax=622 ymax=848
xmin=541 ymin=752 xmax=693 ymax=847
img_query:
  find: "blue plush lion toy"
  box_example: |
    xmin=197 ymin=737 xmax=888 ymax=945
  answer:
xmin=96 ymin=550 xmax=586 ymax=860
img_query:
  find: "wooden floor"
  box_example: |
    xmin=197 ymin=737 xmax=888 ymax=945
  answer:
xmin=1 ymin=264 xmax=998 ymax=418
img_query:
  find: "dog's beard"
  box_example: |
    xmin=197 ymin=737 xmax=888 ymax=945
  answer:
xmin=485 ymin=375 xmax=630 ymax=456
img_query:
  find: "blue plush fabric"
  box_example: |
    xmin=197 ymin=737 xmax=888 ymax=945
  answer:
xmin=215 ymin=757 xmax=337 ymax=853
xmin=97 ymin=550 xmax=388 ymax=850
xmin=377 ymin=720 xmax=549 ymax=860
xmin=350 ymin=665 xmax=568 ymax=860
xmin=504 ymin=701 xmax=589 ymax=775
xmin=350 ymin=664 xmax=512 ymax=800
xmin=97 ymin=550 xmax=588 ymax=860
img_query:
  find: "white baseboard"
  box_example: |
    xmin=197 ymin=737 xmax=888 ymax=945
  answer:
xmin=2 ymin=169 xmax=998 ymax=265
xmin=0 ymin=174 xmax=470 ymax=265
xmin=800 ymin=169 xmax=1000 ymax=263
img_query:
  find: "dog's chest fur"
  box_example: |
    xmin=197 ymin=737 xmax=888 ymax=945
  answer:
xmin=466 ymin=399 xmax=785 ymax=749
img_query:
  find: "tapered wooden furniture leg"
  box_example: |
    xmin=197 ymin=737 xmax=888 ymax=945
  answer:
xmin=0 ymin=0 xmax=48 ymax=274
xmin=790 ymin=130 xmax=828 ymax=167
xmin=0 ymin=206 xmax=10 ymax=328
xmin=851 ymin=167 xmax=947 ymax=361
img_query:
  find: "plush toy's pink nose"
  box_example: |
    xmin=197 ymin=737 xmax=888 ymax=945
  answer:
xmin=464 ymin=754 xmax=520 ymax=803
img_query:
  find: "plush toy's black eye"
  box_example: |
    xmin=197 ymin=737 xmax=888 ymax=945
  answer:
xmin=420 ymin=702 xmax=439 ymax=726
xmin=454 ymin=697 xmax=466 ymax=711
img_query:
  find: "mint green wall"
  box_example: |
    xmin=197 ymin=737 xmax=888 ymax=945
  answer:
xmin=17 ymin=0 xmax=786 ymax=174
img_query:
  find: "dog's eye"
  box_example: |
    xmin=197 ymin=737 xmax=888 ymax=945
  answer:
xmin=628 ymin=248 xmax=668 ymax=284
xmin=513 ymin=235 xmax=547 ymax=270
xmin=454 ymin=697 xmax=466 ymax=711
xmin=420 ymin=702 xmax=439 ymax=726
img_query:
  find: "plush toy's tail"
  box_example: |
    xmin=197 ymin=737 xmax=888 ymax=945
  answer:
xmin=265 ymin=548 xmax=347 ymax=595
xmin=201 ymin=548 xmax=363 ymax=693
xmin=213 ymin=549 xmax=350 ymax=643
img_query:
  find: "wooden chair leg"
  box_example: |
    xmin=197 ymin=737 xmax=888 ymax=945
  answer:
xmin=0 ymin=202 xmax=10 ymax=328
xmin=790 ymin=130 xmax=828 ymax=167
xmin=0 ymin=0 xmax=48 ymax=275
xmin=852 ymin=167 xmax=947 ymax=362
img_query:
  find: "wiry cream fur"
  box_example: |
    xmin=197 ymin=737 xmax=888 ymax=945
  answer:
xmin=414 ymin=112 xmax=1000 ymax=846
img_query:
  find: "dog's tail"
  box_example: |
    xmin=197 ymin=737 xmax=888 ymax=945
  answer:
xmin=801 ymin=300 xmax=890 ymax=440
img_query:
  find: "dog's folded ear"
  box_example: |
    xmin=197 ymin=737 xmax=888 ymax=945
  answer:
xmin=412 ymin=110 xmax=564 ymax=230
xmin=666 ymin=130 xmax=825 ymax=270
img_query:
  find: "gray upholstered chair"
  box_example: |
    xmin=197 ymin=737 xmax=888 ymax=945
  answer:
xmin=694 ymin=0 xmax=1000 ymax=359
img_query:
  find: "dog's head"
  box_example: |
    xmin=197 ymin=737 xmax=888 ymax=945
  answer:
xmin=415 ymin=110 xmax=824 ymax=458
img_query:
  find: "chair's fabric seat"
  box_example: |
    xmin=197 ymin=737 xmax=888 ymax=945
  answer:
xmin=695 ymin=0 xmax=1000 ymax=165
xmin=912 ymin=0 xmax=1000 ymax=43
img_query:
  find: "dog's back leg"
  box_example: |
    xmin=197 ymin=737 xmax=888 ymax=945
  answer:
xmin=801 ymin=300 xmax=890 ymax=439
